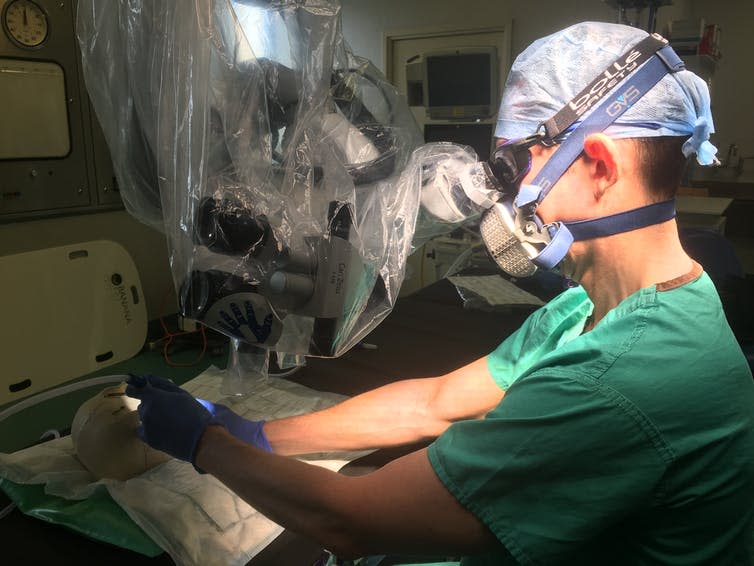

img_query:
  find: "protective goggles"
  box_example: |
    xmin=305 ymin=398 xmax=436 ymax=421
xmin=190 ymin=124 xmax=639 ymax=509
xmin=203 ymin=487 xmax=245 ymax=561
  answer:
xmin=477 ymin=33 xmax=683 ymax=277
xmin=419 ymin=33 xmax=683 ymax=278
xmin=488 ymin=131 xmax=561 ymax=195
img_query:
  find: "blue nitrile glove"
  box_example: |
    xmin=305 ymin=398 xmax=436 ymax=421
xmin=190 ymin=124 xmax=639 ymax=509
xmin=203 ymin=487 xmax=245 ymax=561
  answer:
xmin=125 ymin=374 xmax=213 ymax=466
xmin=196 ymin=399 xmax=272 ymax=452
xmin=128 ymin=373 xmax=183 ymax=392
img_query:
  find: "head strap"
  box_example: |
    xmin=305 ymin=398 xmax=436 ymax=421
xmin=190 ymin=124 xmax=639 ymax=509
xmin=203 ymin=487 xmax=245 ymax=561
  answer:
xmin=518 ymin=43 xmax=685 ymax=209
xmin=563 ymin=199 xmax=676 ymax=241
xmin=541 ymin=33 xmax=670 ymax=139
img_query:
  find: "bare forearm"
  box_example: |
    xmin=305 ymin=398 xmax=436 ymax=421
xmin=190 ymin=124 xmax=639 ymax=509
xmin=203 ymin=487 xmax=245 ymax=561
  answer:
xmin=265 ymin=357 xmax=502 ymax=456
xmin=195 ymin=425 xmax=497 ymax=558
xmin=196 ymin=425 xmax=373 ymax=556
xmin=265 ymin=377 xmax=443 ymax=455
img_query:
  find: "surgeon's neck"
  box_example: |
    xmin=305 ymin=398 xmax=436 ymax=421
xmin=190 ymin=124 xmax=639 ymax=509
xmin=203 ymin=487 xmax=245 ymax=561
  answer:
xmin=564 ymin=218 xmax=694 ymax=327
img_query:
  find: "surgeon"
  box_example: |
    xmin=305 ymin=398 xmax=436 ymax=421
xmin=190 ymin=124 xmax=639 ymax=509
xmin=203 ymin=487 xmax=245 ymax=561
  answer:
xmin=127 ymin=22 xmax=754 ymax=565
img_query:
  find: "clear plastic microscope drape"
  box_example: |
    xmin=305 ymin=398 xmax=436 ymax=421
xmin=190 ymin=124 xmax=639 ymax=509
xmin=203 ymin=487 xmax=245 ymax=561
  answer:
xmin=76 ymin=0 xmax=437 ymax=373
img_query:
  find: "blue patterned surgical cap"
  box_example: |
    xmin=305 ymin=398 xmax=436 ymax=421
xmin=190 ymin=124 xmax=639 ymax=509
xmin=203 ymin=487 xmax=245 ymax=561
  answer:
xmin=495 ymin=21 xmax=717 ymax=165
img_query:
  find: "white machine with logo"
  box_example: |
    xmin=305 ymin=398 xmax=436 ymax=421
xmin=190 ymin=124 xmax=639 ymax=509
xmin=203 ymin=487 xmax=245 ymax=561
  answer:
xmin=0 ymin=241 xmax=147 ymax=405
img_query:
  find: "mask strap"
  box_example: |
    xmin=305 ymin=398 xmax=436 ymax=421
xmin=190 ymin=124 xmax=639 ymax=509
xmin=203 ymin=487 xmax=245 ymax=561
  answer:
xmin=564 ymin=199 xmax=676 ymax=241
xmin=518 ymin=44 xmax=685 ymax=209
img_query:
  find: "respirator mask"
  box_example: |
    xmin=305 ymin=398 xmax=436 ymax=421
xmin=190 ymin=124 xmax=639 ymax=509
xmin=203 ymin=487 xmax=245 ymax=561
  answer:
xmin=421 ymin=33 xmax=684 ymax=278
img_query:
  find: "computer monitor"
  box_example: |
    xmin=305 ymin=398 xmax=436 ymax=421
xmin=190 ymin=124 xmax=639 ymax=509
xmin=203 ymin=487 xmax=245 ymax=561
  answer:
xmin=422 ymin=47 xmax=498 ymax=120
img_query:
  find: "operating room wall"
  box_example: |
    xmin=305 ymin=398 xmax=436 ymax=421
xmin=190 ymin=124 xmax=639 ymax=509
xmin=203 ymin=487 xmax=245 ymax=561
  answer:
xmin=340 ymin=0 xmax=752 ymax=157
xmin=688 ymin=0 xmax=754 ymax=160
xmin=1 ymin=0 xmax=748 ymax=325
xmin=340 ymin=0 xmax=513 ymax=68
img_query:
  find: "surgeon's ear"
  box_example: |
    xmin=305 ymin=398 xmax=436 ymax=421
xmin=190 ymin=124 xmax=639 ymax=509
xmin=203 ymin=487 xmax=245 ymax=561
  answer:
xmin=582 ymin=133 xmax=620 ymax=197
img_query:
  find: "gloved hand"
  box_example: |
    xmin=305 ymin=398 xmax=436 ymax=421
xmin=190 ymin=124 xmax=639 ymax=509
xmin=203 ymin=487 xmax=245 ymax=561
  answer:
xmin=125 ymin=374 xmax=213 ymax=466
xmin=197 ymin=399 xmax=272 ymax=452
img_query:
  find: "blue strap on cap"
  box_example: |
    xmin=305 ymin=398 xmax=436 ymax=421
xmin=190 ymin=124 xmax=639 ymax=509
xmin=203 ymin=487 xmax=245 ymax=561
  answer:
xmin=541 ymin=33 xmax=670 ymax=139
xmin=531 ymin=45 xmax=684 ymax=204
xmin=508 ymin=41 xmax=685 ymax=271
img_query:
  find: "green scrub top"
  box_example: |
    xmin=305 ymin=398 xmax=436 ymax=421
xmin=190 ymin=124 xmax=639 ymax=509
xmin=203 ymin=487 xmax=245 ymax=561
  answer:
xmin=429 ymin=268 xmax=754 ymax=566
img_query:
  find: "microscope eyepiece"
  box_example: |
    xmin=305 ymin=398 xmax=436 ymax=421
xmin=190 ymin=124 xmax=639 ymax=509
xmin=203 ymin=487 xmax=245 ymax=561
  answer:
xmin=196 ymin=197 xmax=272 ymax=256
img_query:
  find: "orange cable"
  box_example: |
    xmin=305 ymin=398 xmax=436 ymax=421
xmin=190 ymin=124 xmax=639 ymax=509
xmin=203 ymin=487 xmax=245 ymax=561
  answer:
xmin=154 ymin=281 xmax=208 ymax=367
